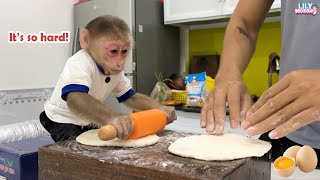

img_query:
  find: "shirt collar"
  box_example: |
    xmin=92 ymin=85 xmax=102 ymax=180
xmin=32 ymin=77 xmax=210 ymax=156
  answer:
xmin=96 ymin=64 xmax=105 ymax=75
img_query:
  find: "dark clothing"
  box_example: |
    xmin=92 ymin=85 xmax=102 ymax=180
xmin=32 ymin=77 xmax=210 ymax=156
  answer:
xmin=40 ymin=111 xmax=95 ymax=142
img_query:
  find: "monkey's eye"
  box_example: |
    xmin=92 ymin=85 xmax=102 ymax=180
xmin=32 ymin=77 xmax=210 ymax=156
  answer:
xmin=121 ymin=49 xmax=128 ymax=54
xmin=110 ymin=49 xmax=118 ymax=54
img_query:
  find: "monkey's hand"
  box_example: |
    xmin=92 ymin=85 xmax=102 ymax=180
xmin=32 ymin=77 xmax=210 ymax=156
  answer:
xmin=161 ymin=106 xmax=177 ymax=124
xmin=106 ymin=115 xmax=133 ymax=139
xmin=123 ymin=93 xmax=177 ymax=124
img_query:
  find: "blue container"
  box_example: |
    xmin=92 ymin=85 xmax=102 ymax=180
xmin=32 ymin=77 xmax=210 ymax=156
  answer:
xmin=0 ymin=136 xmax=54 ymax=180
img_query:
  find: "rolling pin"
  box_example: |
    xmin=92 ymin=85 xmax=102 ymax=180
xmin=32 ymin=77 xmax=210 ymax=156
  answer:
xmin=98 ymin=109 xmax=167 ymax=140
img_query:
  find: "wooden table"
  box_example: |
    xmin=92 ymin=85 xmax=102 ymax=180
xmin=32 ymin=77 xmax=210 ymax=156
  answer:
xmin=39 ymin=130 xmax=271 ymax=180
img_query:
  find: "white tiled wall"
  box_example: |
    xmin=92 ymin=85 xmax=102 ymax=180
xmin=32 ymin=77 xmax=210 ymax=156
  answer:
xmin=0 ymin=88 xmax=52 ymax=126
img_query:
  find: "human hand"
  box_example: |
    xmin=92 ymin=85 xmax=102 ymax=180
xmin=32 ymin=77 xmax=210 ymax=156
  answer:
xmin=107 ymin=115 xmax=133 ymax=139
xmin=200 ymin=76 xmax=252 ymax=134
xmin=241 ymin=70 xmax=320 ymax=139
xmin=161 ymin=106 xmax=177 ymax=124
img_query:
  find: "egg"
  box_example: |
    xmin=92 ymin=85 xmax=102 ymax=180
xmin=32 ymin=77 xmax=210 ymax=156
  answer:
xmin=296 ymin=145 xmax=318 ymax=173
xmin=274 ymin=156 xmax=296 ymax=177
xmin=283 ymin=145 xmax=301 ymax=161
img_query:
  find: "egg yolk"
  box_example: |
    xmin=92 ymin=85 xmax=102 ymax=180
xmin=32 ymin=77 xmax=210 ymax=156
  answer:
xmin=275 ymin=157 xmax=295 ymax=170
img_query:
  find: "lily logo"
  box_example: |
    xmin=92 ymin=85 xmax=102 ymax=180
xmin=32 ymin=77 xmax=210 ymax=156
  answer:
xmin=295 ymin=3 xmax=317 ymax=16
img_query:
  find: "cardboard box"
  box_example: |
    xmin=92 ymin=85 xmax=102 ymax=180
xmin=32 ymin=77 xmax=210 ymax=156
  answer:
xmin=0 ymin=136 xmax=54 ymax=180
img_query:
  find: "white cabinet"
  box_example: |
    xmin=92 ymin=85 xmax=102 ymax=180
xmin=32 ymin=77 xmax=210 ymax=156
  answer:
xmin=271 ymin=0 xmax=281 ymax=10
xmin=164 ymin=0 xmax=222 ymax=24
xmin=222 ymin=0 xmax=239 ymax=16
xmin=164 ymin=0 xmax=280 ymax=25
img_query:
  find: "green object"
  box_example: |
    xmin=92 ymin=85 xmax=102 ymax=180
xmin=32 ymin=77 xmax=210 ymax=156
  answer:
xmin=155 ymin=72 xmax=172 ymax=102
xmin=7 ymin=159 xmax=13 ymax=167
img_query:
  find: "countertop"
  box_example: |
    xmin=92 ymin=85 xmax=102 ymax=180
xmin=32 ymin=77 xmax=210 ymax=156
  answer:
xmin=39 ymin=130 xmax=270 ymax=180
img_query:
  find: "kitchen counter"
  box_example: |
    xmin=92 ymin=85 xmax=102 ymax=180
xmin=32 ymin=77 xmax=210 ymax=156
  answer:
xmin=167 ymin=110 xmax=320 ymax=180
xmin=39 ymin=130 xmax=270 ymax=180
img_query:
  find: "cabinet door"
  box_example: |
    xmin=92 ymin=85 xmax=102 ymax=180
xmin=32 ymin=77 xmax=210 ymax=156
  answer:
xmin=222 ymin=0 xmax=239 ymax=16
xmin=271 ymin=0 xmax=281 ymax=9
xmin=164 ymin=0 xmax=222 ymax=24
xmin=136 ymin=0 xmax=180 ymax=95
xmin=223 ymin=0 xmax=280 ymax=16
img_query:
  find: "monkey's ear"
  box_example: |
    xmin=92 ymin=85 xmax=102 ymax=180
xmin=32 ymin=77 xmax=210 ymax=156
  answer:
xmin=79 ymin=29 xmax=89 ymax=49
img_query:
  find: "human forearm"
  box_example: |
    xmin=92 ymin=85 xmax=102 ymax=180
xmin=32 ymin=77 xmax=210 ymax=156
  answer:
xmin=200 ymin=0 xmax=273 ymax=134
xmin=217 ymin=17 xmax=257 ymax=79
xmin=67 ymin=92 xmax=118 ymax=126
xmin=216 ymin=0 xmax=273 ymax=80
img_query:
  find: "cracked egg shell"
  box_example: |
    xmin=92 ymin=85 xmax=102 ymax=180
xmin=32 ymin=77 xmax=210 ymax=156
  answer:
xmin=274 ymin=156 xmax=296 ymax=177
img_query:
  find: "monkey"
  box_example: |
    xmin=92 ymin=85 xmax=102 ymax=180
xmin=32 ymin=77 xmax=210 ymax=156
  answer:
xmin=39 ymin=15 xmax=177 ymax=142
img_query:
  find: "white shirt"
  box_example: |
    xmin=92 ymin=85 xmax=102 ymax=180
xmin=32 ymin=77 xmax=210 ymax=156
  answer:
xmin=44 ymin=49 xmax=135 ymax=126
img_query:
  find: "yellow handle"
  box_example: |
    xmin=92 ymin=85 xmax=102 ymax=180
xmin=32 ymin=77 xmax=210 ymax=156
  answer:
xmin=98 ymin=125 xmax=117 ymax=141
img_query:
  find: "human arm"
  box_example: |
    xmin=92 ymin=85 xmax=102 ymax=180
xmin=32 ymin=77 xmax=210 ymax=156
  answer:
xmin=200 ymin=0 xmax=274 ymax=134
xmin=242 ymin=70 xmax=320 ymax=139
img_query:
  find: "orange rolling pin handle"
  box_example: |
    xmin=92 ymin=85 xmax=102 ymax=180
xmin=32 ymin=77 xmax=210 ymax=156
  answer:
xmin=125 ymin=109 xmax=167 ymax=140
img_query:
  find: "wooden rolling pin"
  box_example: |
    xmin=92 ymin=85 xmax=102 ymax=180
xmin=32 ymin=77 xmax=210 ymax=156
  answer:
xmin=98 ymin=109 xmax=167 ymax=140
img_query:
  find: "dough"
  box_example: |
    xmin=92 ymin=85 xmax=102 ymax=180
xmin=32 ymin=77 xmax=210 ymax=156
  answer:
xmin=76 ymin=129 xmax=159 ymax=147
xmin=168 ymin=133 xmax=271 ymax=161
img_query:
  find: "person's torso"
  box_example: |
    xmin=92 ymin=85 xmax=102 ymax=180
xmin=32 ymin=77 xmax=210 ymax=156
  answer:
xmin=281 ymin=0 xmax=320 ymax=149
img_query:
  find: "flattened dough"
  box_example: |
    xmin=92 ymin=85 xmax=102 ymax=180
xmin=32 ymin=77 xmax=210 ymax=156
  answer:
xmin=76 ymin=129 xmax=159 ymax=147
xmin=168 ymin=133 xmax=271 ymax=161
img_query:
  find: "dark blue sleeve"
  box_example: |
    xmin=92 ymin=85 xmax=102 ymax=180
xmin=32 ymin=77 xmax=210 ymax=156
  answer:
xmin=61 ymin=84 xmax=89 ymax=101
xmin=116 ymin=89 xmax=136 ymax=103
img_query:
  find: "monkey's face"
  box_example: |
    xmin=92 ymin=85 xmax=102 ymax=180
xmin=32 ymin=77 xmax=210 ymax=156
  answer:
xmin=89 ymin=37 xmax=130 ymax=75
